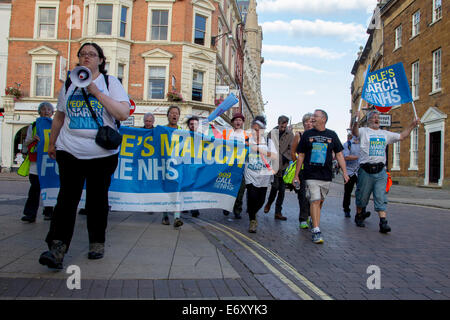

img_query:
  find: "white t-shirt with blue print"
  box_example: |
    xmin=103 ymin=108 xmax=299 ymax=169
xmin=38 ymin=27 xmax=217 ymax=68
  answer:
xmin=56 ymin=74 xmax=130 ymax=159
xmin=359 ymin=127 xmax=400 ymax=165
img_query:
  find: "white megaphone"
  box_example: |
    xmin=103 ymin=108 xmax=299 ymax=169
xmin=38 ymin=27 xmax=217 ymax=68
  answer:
xmin=70 ymin=66 xmax=92 ymax=88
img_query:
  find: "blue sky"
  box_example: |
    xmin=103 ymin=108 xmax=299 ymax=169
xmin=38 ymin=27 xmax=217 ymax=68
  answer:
xmin=257 ymin=0 xmax=379 ymax=142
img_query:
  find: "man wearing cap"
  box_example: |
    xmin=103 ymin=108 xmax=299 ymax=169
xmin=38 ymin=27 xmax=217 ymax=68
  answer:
xmin=222 ymin=112 xmax=248 ymax=219
xmin=263 ymin=115 xmax=294 ymax=221
xmin=352 ymin=110 xmax=420 ymax=233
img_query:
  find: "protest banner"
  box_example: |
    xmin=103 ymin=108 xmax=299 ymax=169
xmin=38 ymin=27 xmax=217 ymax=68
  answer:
xmin=36 ymin=123 xmax=247 ymax=212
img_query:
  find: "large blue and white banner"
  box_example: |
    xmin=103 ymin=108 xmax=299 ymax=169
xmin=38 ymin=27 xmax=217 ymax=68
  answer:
xmin=362 ymin=62 xmax=413 ymax=107
xmin=36 ymin=123 xmax=247 ymax=212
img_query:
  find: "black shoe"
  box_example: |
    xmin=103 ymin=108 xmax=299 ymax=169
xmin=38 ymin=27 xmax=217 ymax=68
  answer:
xmin=191 ymin=210 xmax=199 ymax=218
xmin=223 ymin=210 xmax=230 ymax=216
xmin=361 ymin=208 xmax=371 ymax=220
xmin=39 ymin=240 xmax=67 ymax=269
xmin=354 ymin=214 xmax=365 ymax=227
xmin=344 ymin=211 xmax=351 ymax=218
xmin=379 ymin=220 xmax=391 ymax=233
xmin=21 ymin=215 xmax=36 ymax=223
xmin=174 ymin=218 xmax=184 ymax=228
xmin=234 ymin=212 xmax=242 ymax=219
xmin=88 ymin=243 xmax=105 ymax=260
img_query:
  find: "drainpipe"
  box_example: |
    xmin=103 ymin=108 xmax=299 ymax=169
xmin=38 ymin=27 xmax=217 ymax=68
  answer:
xmin=67 ymin=0 xmax=74 ymax=72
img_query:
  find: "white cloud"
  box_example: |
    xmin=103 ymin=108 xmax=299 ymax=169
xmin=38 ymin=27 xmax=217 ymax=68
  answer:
xmin=264 ymin=72 xmax=290 ymax=79
xmin=263 ymin=44 xmax=345 ymax=60
xmin=258 ymin=0 xmax=378 ymax=14
xmin=303 ymin=90 xmax=316 ymax=96
xmin=264 ymin=59 xmax=326 ymax=74
xmin=261 ymin=19 xmax=367 ymax=42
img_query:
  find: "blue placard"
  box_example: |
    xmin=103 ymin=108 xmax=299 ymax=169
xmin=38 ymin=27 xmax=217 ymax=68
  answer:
xmin=362 ymin=62 xmax=413 ymax=107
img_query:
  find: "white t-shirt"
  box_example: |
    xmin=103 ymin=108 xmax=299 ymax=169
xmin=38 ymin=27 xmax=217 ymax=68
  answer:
xmin=56 ymin=74 xmax=130 ymax=159
xmin=244 ymin=135 xmax=277 ymax=188
xmin=359 ymin=127 xmax=400 ymax=164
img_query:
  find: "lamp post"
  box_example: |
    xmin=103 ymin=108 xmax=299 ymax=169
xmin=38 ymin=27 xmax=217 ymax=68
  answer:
xmin=211 ymin=32 xmax=233 ymax=46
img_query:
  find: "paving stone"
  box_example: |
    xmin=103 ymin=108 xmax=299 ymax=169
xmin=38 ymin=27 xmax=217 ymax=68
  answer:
xmin=154 ymin=280 xmax=170 ymax=299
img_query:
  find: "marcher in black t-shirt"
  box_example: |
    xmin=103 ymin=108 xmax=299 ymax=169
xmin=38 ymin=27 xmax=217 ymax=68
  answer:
xmin=293 ymin=109 xmax=349 ymax=244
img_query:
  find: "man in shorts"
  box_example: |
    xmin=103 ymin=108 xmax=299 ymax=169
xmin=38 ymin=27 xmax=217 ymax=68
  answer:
xmin=293 ymin=109 xmax=349 ymax=244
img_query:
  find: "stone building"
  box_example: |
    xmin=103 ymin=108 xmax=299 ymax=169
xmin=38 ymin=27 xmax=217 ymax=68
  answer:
xmin=351 ymin=0 xmax=448 ymax=188
xmin=1 ymin=0 xmax=264 ymax=171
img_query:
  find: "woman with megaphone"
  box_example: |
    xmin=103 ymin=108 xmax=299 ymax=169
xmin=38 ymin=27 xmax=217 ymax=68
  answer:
xmin=39 ymin=42 xmax=130 ymax=270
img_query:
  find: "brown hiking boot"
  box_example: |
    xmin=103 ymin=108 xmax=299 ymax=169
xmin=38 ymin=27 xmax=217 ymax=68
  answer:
xmin=263 ymin=204 xmax=271 ymax=213
xmin=275 ymin=213 xmax=287 ymax=221
xmin=248 ymin=220 xmax=258 ymax=233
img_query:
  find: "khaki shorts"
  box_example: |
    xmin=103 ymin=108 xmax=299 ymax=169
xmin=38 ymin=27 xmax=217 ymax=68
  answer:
xmin=306 ymin=180 xmax=331 ymax=202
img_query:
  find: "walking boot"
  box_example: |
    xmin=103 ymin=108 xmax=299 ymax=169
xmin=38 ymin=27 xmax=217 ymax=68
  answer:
xmin=88 ymin=243 xmax=105 ymax=260
xmin=39 ymin=240 xmax=67 ymax=269
xmin=274 ymin=213 xmax=287 ymax=221
xmin=248 ymin=220 xmax=258 ymax=233
xmin=263 ymin=203 xmax=271 ymax=213
xmin=379 ymin=219 xmax=391 ymax=234
xmin=354 ymin=213 xmax=365 ymax=227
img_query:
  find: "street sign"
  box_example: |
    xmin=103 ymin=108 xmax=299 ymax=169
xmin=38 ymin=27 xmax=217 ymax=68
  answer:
xmin=215 ymin=86 xmax=229 ymax=95
xmin=121 ymin=116 xmax=134 ymax=127
xmin=379 ymin=114 xmax=391 ymax=127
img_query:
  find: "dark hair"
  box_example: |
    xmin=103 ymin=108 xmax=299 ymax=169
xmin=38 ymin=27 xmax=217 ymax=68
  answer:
xmin=167 ymin=105 xmax=180 ymax=116
xmin=278 ymin=115 xmax=289 ymax=124
xmin=77 ymin=42 xmax=107 ymax=75
xmin=254 ymin=115 xmax=266 ymax=125
xmin=187 ymin=115 xmax=199 ymax=125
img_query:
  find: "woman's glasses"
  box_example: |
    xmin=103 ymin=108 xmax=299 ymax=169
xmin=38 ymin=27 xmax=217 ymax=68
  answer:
xmin=79 ymin=52 xmax=98 ymax=58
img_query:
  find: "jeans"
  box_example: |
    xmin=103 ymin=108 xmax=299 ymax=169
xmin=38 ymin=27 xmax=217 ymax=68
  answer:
xmin=45 ymin=151 xmax=118 ymax=250
xmin=266 ymin=172 xmax=286 ymax=214
xmin=355 ymin=167 xmax=387 ymax=212
xmin=343 ymin=174 xmax=358 ymax=213
xmin=246 ymin=184 xmax=268 ymax=221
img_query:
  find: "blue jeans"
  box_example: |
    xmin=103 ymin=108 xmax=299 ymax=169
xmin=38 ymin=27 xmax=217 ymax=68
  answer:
xmin=355 ymin=167 xmax=387 ymax=212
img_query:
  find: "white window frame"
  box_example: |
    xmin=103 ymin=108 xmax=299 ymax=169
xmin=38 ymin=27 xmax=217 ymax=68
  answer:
xmin=192 ymin=1 xmax=214 ymax=48
xmin=409 ymin=127 xmax=419 ymax=170
xmin=34 ymin=1 xmax=59 ymax=40
xmin=142 ymin=49 xmax=173 ymax=101
xmin=83 ymin=1 xmax=133 ymax=39
xmin=147 ymin=1 xmax=174 ymax=42
xmin=96 ymin=3 xmax=113 ymax=35
xmin=432 ymin=48 xmax=442 ymax=93
xmin=192 ymin=69 xmax=205 ymax=102
xmin=411 ymin=61 xmax=419 ymax=100
xmin=412 ymin=10 xmax=420 ymax=37
xmin=119 ymin=5 xmax=129 ymax=38
xmin=433 ymin=0 xmax=442 ymax=22
xmin=394 ymin=25 xmax=402 ymax=50
xmin=392 ymin=141 xmax=401 ymax=171
xmin=28 ymin=46 xmax=58 ymax=98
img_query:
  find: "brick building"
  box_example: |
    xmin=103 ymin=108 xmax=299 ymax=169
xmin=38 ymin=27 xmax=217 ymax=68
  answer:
xmin=0 ymin=0 xmax=264 ymax=171
xmin=351 ymin=0 xmax=448 ymax=188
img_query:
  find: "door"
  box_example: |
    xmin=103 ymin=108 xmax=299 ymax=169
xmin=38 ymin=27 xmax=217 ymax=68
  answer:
xmin=429 ymin=131 xmax=441 ymax=183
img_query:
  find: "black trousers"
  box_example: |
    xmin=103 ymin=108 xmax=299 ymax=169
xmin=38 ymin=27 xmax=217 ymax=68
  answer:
xmin=45 ymin=151 xmax=118 ymax=250
xmin=297 ymin=171 xmax=310 ymax=222
xmin=266 ymin=171 xmax=286 ymax=214
xmin=23 ymin=173 xmax=53 ymax=218
xmin=343 ymin=174 xmax=358 ymax=213
xmin=246 ymin=184 xmax=268 ymax=221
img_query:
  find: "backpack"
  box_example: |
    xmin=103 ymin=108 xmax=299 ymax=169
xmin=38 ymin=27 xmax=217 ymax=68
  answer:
xmin=65 ymin=72 xmax=121 ymax=128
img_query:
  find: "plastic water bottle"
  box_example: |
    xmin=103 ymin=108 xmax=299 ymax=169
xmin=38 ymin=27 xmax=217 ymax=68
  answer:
xmin=293 ymin=180 xmax=300 ymax=190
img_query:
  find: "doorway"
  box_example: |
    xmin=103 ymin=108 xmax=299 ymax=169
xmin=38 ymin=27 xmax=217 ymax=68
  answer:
xmin=429 ymin=131 xmax=441 ymax=183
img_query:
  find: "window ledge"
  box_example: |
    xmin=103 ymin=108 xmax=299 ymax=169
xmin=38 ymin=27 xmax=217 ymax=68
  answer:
xmin=429 ymin=89 xmax=442 ymax=96
xmin=408 ymin=167 xmax=418 ymax=171
xmin=429 ymin=17 xmax=442 ymax=27
xmin=409 ymin=33 xmax=420 ymax=41
xmin=413 ymin=96 xmax=419 ymax=101
xmin=393 ymin=46 xmax=402 ymax=52
xmin=391 ymin=167 xmax=400 ymax=171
